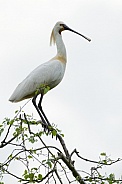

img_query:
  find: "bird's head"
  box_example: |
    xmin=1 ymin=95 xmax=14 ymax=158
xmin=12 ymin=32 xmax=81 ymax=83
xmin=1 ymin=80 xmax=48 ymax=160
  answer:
xmin=53 ymin=21 xmax=66 ymax=34
xmin=50 ymin=21 xmax=65 ymax=45
xmin=50 ymin=21 xmax=91 ymax=46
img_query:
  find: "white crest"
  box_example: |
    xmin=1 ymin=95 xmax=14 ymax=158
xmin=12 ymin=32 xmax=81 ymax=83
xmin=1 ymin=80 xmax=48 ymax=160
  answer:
xmin=50 ymin=29 xmax=56 ymax=46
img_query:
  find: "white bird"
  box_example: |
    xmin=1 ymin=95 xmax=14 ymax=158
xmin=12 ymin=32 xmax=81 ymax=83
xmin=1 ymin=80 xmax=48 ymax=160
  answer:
xmin=9 ymin=21 xmax=91 ymax=126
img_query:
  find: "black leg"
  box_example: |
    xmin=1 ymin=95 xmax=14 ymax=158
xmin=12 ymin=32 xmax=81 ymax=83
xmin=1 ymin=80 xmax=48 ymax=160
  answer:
xmin=38 ymin=93 xmax=51 ymax=126
xmin=32 ymin=94 xmax=47 ymax=127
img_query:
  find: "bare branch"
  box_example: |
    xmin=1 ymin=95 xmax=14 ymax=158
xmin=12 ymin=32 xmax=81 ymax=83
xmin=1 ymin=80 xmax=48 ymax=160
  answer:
xmin=75 ymin=149 xmax=122 ymax=165
xmin=0 ymin=134 xmax=19 ymax=148
xmin=58 ymin=152 xmax=86 ymax=184
xmin=1 ymin=124 xmax=12 ymax=144
xmin=56 ymin=134 xmax=70 ymax=158
xmin=55 ymin=169 xmax=63 ymax=184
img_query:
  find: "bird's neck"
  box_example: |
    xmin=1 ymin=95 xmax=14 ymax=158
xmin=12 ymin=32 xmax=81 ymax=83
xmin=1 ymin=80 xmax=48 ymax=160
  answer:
xmin=55 ymin=33 xmax=67 ymax=63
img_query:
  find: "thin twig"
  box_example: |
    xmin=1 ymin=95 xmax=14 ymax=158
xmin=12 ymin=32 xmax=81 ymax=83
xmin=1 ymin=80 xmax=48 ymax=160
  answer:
xmin=0 ymin=133 xmax=19 ymax=148
xmin=75 ymin=149 xmax=122 ymax=165
xmin=55 ymin=169 xmax=63 ymax=184
xmin=1 ymin=124 xmax=12 ymax=144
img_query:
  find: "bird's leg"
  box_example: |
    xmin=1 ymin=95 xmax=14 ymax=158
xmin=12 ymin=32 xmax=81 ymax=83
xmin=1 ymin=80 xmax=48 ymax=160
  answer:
xmin=38 ymin=93 xmax=51 ymax=127
xmin=32 ymin=94 xmax=47 ymax=128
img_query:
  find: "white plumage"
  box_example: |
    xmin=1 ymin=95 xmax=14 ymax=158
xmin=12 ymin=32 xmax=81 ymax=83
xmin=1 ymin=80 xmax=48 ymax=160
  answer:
xmin=9 ymin=59 xmax=65 ymax=102
xmin=9 ymin=21 xmax=91 ymax=103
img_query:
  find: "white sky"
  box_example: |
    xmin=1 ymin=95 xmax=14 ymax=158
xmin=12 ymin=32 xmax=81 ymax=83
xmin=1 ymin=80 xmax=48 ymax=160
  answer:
xmin=0 ymin=0 xmax=122 ymax=183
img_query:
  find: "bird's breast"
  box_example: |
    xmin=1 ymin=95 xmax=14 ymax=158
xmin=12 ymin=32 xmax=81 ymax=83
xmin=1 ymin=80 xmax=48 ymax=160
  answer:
xmin=44 ymin=59 xmax=66 ymax=89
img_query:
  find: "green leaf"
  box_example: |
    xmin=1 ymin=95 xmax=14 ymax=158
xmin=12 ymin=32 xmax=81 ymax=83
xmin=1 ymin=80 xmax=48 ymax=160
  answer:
xmin=103 ymin=159 xmax=107 ymax=164
xmin=28 ymin=173 xmax=34 ymax=181
xmin=100 ymin=152 xmax=106 ymax=156
xmin=109 ymin=173 xmax=115 ymax=180
xmin=24 ymin=174 xmax=29 ymax=180
xmin=28 ymin=155 xmax=32 ymax=159
xmin=31 ymin=167 xmax=37 ymax=172
xmin=23 ymin=170 xmax=29 ymax=180
xmin=8 ymin=154 xmax=13 ymax=159
xmin=52 ymin=129 xmax=57 ymax=136
xmin=8 ymin=119 xmax=14 ymax=125
xmin=24 ymin=169 xmax=28 ymax=175
xmin=42 ymin=159 xmax=46 ymax=163
xmin=38 ymin=174 xmax=43 ymax=180
xmin=60 ymin=133 xmax=64 ymax=137
xmin=46 ymin=160 xmax=52 ymax=168
xmin=0 ymin=127 xmax=4 ymax=136
xmin=88 ymin=177 xmax=92 ymax=182
xmin=44 ymin=86 xmax=50 ymax=94
xmin=15 ymin=110 xmax=19 ymax=114
xmin=37 ymin=131 xmax=44 ymax=136
xmin=28 ymin=136 xmax=37 ymax=143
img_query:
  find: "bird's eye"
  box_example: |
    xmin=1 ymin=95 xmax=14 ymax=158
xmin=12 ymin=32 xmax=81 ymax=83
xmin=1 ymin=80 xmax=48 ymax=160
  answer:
xmin=60 ymin=24 xmax=63 ymax=27
xmin=59 ymin=24 xmax=65 ymax=34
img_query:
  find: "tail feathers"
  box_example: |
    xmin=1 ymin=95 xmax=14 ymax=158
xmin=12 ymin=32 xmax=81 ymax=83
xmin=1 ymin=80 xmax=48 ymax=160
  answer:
xmin=9 ymin=92 xmax=23 ymax=103
xmin=9 ymin=91 xmax=34 ymax=103
xmin=9 ymin=96 xmax=19 ymax=103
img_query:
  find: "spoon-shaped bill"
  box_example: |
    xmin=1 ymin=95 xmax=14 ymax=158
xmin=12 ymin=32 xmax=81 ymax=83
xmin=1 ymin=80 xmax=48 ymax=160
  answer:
xmin=64 ymin=24 xmax=91 ymax=42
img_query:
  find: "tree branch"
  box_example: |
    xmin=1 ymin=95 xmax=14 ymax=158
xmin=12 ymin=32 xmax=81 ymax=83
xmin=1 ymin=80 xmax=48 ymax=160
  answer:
xmin=74 ymin=149 xmax=122 ymax=165
xmin=58 ymin=152 xmax=86 ymax=184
